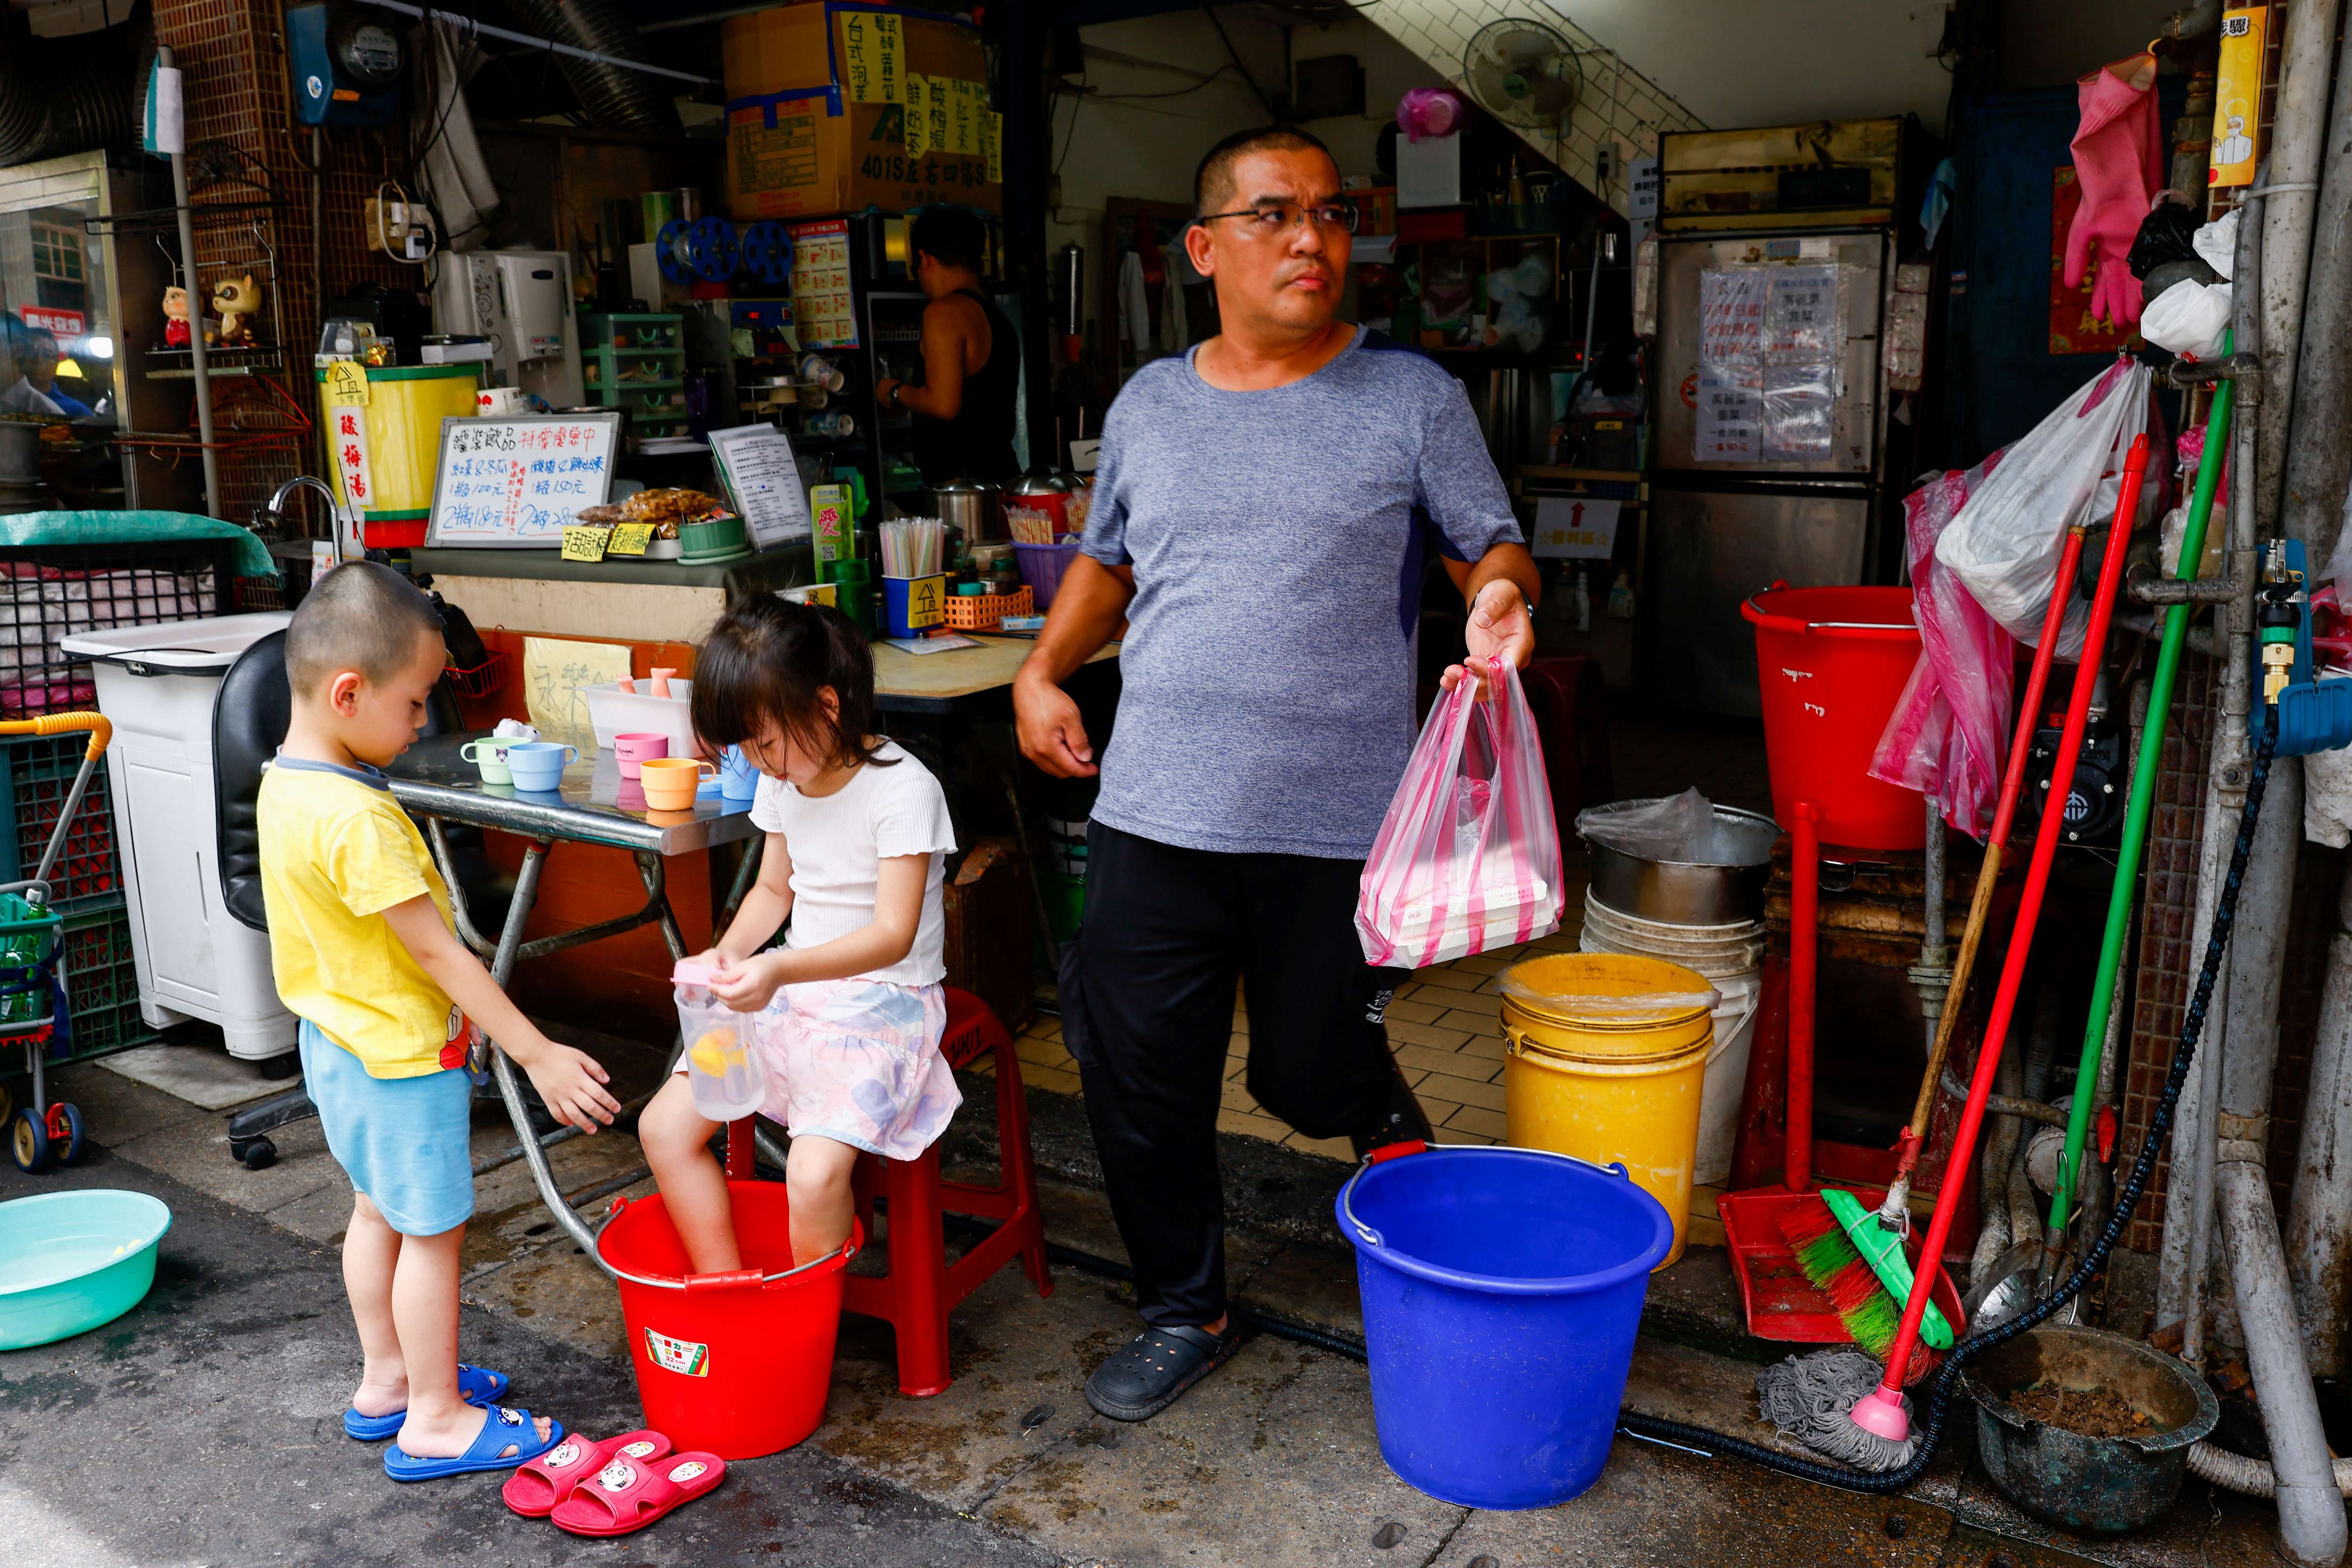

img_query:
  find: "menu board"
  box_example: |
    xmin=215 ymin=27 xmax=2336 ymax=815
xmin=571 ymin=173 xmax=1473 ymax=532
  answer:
xmin=425 ymin=413 xmax=622 ymax=548
xmin=790 ymin=219 xmax=857 ymax=349
xmin=710 ymin=423 xmax=813 ymax=549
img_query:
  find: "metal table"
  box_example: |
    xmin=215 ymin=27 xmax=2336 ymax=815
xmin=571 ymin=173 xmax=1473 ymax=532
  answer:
xmin=387 ymin=733 xmax=776 ymax=1272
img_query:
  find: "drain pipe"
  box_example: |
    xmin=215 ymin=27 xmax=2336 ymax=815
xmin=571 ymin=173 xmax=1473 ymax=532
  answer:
xmin=2253 ymin=0 xmax=2343 ymax=522
xmin=2278 ymin=0 xmax=2352 ymax=570
xmin=2288 ymin=864 xmax=2352 ymax=1376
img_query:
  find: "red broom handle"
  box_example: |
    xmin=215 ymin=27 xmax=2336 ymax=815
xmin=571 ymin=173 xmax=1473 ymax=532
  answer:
xmin=1788 ymin=800 xmax=1820 ymax=1192
xmin=1891 ymin=517 xmax=2089 ymax=1179
xmin=1874 ymin=433 xmax=2150 ymax=1395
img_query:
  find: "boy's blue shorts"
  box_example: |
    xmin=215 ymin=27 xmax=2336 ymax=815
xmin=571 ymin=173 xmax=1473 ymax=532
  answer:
xmin=299 ymin=1019 xmax=476 ymax=1237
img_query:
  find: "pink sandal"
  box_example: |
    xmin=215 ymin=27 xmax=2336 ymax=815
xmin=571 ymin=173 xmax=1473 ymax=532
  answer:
xmin=550 ymin=1449 xmax=727 ymax=1537
xmin=501 ymin=1430 xmax=670 ymax=1519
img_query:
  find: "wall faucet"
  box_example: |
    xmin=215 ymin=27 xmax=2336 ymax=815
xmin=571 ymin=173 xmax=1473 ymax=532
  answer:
xmin=255 ymin=475 xmax=342 ymax=541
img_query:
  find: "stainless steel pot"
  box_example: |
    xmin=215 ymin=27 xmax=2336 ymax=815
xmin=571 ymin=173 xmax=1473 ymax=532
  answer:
xmin=1579 ymin=803 xmax=1777 ymax=925
xmin=933 ymin=478 xmax=1003 ymax=542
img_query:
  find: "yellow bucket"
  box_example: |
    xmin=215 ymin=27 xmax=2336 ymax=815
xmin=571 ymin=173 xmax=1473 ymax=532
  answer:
xmin=317 ymin=362 xmax=484 ymax=532
xmin=1501 ymin=952 xmax=1716 ymax=1268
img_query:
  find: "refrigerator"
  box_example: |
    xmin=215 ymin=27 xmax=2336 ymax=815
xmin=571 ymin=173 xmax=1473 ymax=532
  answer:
xmin=1643 ymin=228 xmax=1893 ymax=716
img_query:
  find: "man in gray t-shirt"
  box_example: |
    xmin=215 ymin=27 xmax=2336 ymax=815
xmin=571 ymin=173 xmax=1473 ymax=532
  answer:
xmin=1014 ymin=126 xmax=1539 ymax=1424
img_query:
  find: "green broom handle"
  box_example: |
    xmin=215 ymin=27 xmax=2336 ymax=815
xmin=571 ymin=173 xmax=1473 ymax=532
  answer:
xmin=2044 ymin=348 xmax=2233 ymax=1250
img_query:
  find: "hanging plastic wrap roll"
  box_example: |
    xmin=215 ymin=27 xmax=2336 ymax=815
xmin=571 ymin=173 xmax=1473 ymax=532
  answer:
xmin=1934 ymin=358 xmax=2155 ymax=657
xmin=1871 ymin=455 xmax=2017 ymax=837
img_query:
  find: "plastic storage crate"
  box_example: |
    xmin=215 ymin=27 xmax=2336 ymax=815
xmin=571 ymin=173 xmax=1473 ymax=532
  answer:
xmin=0 ymin=538 xmax=237 ymax=716
xmin=50 ymin=902 xmax=154 ymax=1062
xmin=0 ymin=732 xmax=123 ymax=912
xmin=581 ymin=312 xmax=689 ymax=438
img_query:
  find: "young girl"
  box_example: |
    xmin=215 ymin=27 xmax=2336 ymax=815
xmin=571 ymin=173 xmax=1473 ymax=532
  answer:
xmin=640 ymin=597 xmax=961 ymax=1270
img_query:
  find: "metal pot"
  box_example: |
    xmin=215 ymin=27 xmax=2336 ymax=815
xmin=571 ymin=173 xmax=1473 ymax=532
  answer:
xmin=1578 ymin=803 xmax=1777 ymax=925
xmin=1963 ymin=1324 xmax=2218 ymax=1536
xmin=933 ymin=478 xmax=1002 ymax=542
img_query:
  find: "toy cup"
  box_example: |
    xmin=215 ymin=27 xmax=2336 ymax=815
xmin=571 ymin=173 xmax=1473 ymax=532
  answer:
xmin=460 ymin=737 xmax=513 ymax=784
xmin=613 ymin=731 xmax=668 ymax=779
xmin=639 ymin=756 xmax=715 ymax=810
xmin=719 ymin=745 xmax=761 ymax=800
xmin=505 ymin=741 xmax=578 ymax=792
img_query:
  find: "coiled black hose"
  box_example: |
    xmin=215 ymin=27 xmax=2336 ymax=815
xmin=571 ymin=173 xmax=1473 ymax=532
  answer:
xmin=1619 ymin=707 xmax=2282 ymax=1489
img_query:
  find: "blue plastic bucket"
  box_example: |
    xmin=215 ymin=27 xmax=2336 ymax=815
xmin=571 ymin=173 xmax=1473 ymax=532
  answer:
xmin=1338 ymin=1146 xmax=1673 ymax=1509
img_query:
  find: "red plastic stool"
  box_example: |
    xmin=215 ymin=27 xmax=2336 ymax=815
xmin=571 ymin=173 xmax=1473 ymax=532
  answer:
xmin=839 ymin=987 xmax=1053 ymax=1396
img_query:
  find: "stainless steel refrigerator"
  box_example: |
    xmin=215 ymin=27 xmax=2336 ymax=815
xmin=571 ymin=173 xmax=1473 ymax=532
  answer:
xmin=1643 ymin=228 xmax=1893 ymax=715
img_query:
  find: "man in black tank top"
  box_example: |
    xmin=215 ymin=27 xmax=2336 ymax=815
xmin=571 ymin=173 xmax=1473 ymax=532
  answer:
xmin=876 ymin=207 xmax=1022 ymax=485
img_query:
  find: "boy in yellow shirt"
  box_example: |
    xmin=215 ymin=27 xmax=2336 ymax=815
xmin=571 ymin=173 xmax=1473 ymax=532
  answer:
xmin=260 ymin=561 xmax=619 ymax=1480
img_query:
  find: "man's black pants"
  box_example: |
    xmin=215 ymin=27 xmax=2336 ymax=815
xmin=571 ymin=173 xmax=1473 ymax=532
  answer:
xmin=1060 ymin=822 xmax=1406 ymax=1329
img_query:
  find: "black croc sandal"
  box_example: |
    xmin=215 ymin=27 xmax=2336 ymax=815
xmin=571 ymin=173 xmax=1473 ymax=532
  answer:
xmin=1085 ymin=1323 xmax=1245 ymax=1422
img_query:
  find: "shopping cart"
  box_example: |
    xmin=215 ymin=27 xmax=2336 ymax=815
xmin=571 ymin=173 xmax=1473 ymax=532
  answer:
xmin=0 ymin=713 xmax=111 ymax=1172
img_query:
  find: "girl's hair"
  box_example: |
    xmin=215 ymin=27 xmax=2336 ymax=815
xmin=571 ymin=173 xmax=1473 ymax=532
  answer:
xmin=691 ymin=596 xmax=894 ymax=771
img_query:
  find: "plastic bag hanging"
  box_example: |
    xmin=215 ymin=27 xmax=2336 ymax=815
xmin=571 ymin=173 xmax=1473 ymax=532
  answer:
xmin=1357 ymin=656 xmax=1564 ymax=969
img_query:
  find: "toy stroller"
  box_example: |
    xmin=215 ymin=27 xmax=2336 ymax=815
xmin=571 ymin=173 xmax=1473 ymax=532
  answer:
xmin=0 ymin=714 xmax=111 ymax=1173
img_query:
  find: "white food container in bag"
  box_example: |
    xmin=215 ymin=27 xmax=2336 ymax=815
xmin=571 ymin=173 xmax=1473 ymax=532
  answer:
xmin=583 ymin=679 xmax=695 ymax=755
xmin=675 ymin=959 xmax=765 ymax=1121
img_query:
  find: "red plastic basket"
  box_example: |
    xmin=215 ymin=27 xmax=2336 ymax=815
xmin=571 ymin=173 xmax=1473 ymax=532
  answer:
xmin=444 ymin=650 xmax=511 ymax=700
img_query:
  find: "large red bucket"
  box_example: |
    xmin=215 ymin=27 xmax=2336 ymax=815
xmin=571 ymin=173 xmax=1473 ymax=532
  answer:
xmin=1740 ymin=586 xmax=1924 ymax=851
xmin=598 ymin=1180 xmax=857 ymax=1460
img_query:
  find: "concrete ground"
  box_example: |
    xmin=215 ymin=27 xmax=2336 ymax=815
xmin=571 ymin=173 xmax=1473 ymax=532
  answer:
xmin=0 ymin=1042 xmax=2305 ymax=1568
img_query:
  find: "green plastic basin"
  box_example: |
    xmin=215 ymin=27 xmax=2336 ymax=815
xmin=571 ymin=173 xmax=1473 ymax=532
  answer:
xmin=0 ymin=1189 xmax=172 ymax=1350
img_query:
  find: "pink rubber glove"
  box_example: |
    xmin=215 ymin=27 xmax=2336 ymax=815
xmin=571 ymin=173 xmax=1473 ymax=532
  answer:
xmin=2065 ymin=55 xmax=2164 ymax=327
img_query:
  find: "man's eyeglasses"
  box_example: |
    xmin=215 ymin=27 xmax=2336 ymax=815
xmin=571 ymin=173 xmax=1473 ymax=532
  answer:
xmin=1196 ymin=201 xmax=1361 ymax=238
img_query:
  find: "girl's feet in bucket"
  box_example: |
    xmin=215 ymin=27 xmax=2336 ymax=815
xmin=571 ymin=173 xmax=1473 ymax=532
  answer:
xmin=385 ymin=1405 xmax=563 ymax=1480
xmin=343 ymin=1363 xmax=509 ymax=1441
xmin=551 ymin=1450 xmax=727 ymax=1536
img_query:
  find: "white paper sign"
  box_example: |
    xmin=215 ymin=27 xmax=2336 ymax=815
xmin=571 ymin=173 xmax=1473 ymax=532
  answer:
xmin=1694 ymin=369 xmax=1762 ymax=463
xmin=1765 ymin=264 xmax=1839 ymax=361
xmin=709 ymin=424 xmax=812 ymax=549
xmin=426 ymin=414 xmax=622 ymax=548
xmin=1699 ymin=269 xmax=1764 ymax=369
xmin=328 ymin=407 xmax=377 ymax=514
xmin=1530 ymin=496 xmax=1621 ymax=559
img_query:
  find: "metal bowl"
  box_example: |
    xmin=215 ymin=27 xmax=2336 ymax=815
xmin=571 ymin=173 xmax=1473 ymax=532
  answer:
xmin=1578 ymin=803 xmax=1777 ymax=926
xmin=1964 ymin=1324 xmax=2217 ymax=1536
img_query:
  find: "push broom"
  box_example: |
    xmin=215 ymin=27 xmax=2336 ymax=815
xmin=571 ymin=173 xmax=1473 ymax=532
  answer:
xmin=1770 ymin=465 xmax=2091 ymax=1372
xmin=1814 ymin=432 xmax=2153 ymax=1469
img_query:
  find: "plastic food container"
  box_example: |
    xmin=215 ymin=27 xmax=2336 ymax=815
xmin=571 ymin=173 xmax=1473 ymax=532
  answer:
xmin=675 ymin=961 xmax=764 ymax=1121
xmin=584 ymin=679 xmax=695 ymax=755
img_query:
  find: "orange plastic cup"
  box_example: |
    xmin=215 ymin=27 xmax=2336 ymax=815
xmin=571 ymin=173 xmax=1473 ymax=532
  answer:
xmin=638 ymin=756 xmax=715 ymax=810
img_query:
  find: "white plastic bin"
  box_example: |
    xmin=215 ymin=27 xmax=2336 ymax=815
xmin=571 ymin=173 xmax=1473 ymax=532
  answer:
xmin=583 ymin=680 xmax=694 ymax=756
xmin=60 ymin=613 xmax=298 ymax=1060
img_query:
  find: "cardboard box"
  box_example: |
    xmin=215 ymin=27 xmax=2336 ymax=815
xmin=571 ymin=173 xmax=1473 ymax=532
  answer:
xmin=723 ymin=3 xmax=1001 ymax=221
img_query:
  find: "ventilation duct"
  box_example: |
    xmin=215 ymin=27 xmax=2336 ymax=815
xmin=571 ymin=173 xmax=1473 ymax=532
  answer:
xmin=494 ymin=0 xmax=682 ymax=135
xmin=0 ymin=14 xmax=143 ymax=169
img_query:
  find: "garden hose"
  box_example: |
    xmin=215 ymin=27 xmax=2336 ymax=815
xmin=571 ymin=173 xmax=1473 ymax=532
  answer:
xmin=2042 ymin=339 xmax=2235 ymax=1262
xmin=1618 ymin=704 xmax=2281 ymax=1491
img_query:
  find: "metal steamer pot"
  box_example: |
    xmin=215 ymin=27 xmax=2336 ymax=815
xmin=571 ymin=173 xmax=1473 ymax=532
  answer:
xmin=1577 ymin=803 xmax=1778 ymax=926
xmin=933 ymin=478 xmax=1002 ymax=542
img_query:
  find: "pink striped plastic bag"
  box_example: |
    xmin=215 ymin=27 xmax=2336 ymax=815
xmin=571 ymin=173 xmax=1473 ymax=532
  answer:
xmin=1357 ymin=656 xmax=1564 ymax=969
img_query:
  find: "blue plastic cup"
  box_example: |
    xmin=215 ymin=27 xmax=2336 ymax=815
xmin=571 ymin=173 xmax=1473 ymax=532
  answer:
xmin=505 ymin=741 xmax=578 ymax=792
xmin=720 ymin=744 xmax=761 ymax=800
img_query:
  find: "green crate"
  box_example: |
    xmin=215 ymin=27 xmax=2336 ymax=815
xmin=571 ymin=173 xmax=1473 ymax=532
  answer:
xmin=50 ymin=901 xmax=154 ymax=1063
xmin=0 ymin=732 xmax=124 ymax=912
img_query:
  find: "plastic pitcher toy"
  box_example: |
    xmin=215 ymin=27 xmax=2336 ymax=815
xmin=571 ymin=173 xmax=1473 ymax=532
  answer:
xmin=674 ymin=961 xmax=764 ymax=1121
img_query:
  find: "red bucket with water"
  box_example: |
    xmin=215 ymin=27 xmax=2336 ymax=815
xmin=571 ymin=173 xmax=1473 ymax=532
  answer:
xmin=1740 ymin=585 xmax=1923 ymax=851
xmin=598 ymin=1181 xmax=858 ymax=1459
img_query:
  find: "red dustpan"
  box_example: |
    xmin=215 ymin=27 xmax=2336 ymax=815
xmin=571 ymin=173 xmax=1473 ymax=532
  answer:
xmin=1715 ymin=799 xmax=1967 ymax=1343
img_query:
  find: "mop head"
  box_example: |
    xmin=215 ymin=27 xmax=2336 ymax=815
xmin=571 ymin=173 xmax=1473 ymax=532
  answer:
xmin=1756 ymin=1349 xmax=1920 ymax=1472
xmin=1777 ymin=1198 xmax=1939 ymax=1384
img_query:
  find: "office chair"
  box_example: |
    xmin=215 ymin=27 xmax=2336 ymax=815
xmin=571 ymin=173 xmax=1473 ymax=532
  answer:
xmin=219 ymin=630 xmax=513 ymax=1168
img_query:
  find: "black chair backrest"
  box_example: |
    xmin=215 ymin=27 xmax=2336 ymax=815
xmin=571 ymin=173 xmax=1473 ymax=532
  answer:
xmin=212 ymin=629 xmax=465 ymax=931
xmin=214 ymin=630 xmax=293 ymax=931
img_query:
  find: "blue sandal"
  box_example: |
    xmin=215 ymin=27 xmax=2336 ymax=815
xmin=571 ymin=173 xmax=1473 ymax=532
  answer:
xmin=384 ymin=1405 xmax=563 ymax=1481
xmin=344 ymin=1364 xmax=509 ymax=1441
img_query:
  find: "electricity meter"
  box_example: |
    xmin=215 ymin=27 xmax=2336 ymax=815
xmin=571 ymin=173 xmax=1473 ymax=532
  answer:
xmin=288 ymin=3 xmax=407 ymax=128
